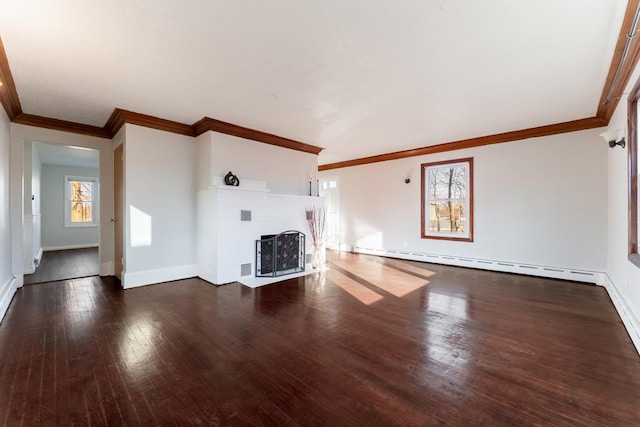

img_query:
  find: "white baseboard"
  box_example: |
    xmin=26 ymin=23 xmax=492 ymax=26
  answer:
xmin=0 ymin=276 xmax=17 ymax=324
xmin=353 ymin=246 xmax=601 ymax=284
xmin=100 ymin=262 xmax=114 ymax=277
xmin=22 ymin=247 xmax=44 ymax=275
xmin=338 ymin=243 xmax=353 ymax=252
xmin=599 ymin=274 xmax=640 ymax=356
xmin=34 ymin=247 xmax=43 ymax=267
xmin=43 ymin=244 xmax=99 ymax=251
xmin=123 ymin=264 xmax=197 ymax=289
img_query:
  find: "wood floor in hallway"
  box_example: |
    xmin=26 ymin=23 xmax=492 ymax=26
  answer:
xmin=23 ymin=247 xmax=99 ymax=285
xmin=0 ymin=251 xmax=639 ymax=425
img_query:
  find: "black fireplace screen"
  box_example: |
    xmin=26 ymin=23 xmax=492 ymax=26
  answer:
xmin=256 ymin=231 xmax=305 ymax=277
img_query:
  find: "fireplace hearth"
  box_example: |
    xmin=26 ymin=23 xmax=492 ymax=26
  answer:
xmin=256 ymin=231 xmax=305 ymax=277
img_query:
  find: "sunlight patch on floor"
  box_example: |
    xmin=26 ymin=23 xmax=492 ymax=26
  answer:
xmin=371 ymin=257 xmax=436 ymax=278
xmin=330 ymin=256 xmax=429 ymax=298
xmin=327 ymin=269 xmax=384 ymax=305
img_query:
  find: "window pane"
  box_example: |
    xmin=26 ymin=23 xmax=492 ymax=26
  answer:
xmin=429 ymin=166 xmax=467 ymax=200
xmin=71 ymin=181 xmax=93 ymax=202
xmin=429 ymin=201 xmax=466 ymax=232
xmin=71 ymin=201 xmax=93 ymax=223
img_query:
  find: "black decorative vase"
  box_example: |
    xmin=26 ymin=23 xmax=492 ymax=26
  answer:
xmin=224 ymin=172 xmax=240 ymax=186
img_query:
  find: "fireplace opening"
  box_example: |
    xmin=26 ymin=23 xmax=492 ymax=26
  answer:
xmin=256 ymin=230 xmax=305 ymax=277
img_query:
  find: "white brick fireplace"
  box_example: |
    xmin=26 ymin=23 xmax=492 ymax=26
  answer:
xmin=196 ymin=178 xmax=323 ymax=284
xmin=194 ymin=130 xmax=324 ymax=285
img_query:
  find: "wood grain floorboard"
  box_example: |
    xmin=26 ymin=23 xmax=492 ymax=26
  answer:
xmin=23 ymin=248 xmax=99 ymax=285
xmin=0 ymin=251 xmax=639 ymax=425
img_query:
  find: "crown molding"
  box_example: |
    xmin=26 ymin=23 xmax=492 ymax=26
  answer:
xmin=104 ymin=111 xmax=324 ymax=155
xmin=105 ymin=108 xmax=196 ymax=137
xmin=319 ymin=0 xmax=640 ymax=171
xmin=12 ymin=113 xmax=111 ymax=139
xmin=596 ymin=0 xmax=640 ymax=123
xmin=1 ymin=5 xmax=634 ymax=165
xmin=0 ymin=37 xmax=322 ymax=153
xmin=193 ymin=117 xmax=323 ymax=155
xmin=319 ymin=117 xmax=606 ymax=171
xmin=0 ymin=37 xmax=22 ymax=120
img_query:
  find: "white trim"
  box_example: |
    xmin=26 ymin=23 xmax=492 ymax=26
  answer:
xmin=23 ymin=213 xmax=33 ymax=273
xmin=100 ymin=261 xmax=114 ymax=277
xmin=34 ymin=247 xmax=43 ymax=267
xmin=599 ymin=274 xmax=640 ymax=356
xmin=353 ymin=246 xmax=601 ymax=284
xmin=25 ymin=245 xmax=43 ymax=274
xmin=123 ymin=264 xmax=197 ymax=289
xmin=0 ymin=276 xmax=17 ymax=324
xmin=43 ymin=244 xmax=98 ymax=251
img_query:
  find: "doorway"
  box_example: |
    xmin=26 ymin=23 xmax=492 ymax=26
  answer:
xmin=114 ymin=143 xmax=123 ymax=280
xmin=319 ymin=178 xmax=340 ymax=249
xmin=22 ymin=141 xmax=100 ymax=283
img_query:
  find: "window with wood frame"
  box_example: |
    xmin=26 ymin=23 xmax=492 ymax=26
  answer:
xmin=421 ymin=158 xmax=473 ymax=242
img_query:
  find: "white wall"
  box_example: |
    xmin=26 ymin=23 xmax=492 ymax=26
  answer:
xmin=203 ymin=131 xmax=319 ymax=195
xmin=605 ymin=63 xmax=640 ymax=353
xmin=31 ymin=146 xmax=42 ymax=263
xmin=31 ymin=145 xmax=41 ymax=217
xmin=122 ymin=124 xmax=197 ymax=288
xmin=40 ymin=164 xmax=99 ymax=250
xmin=23 ymin=141 xmax=32 ymax=213
xmin=321 ymin=129 xmax=608 ymax=275
xmin=0 ymin=109 xmax=15 ymax=323
xmin=10 ymin=124 xmax=114 ymax=283
xmin=22 ymin=142 xmax=42 ymax=272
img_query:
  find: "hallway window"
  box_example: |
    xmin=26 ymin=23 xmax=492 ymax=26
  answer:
xmin=65 ymin=176 xmax=98 ymax=227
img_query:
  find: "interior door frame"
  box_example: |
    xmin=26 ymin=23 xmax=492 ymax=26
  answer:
xmin=10 ymin=126 xmax=115 ymax=287
xmin=114 ymin=143 xmax=124 ymax=280
xmin=319 ymin=177 xmax=340 ymax=250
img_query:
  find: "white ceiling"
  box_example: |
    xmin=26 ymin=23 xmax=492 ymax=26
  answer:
xmin=33 ymin=141 xmax=99 ymax=169
xmin=0 ymin=1 xmax=628 ymax=164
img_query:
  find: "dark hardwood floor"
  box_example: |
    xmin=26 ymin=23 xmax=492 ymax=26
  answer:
xmin=23 ymin=247 xmax=99 ymax=285
xmin=1 ymin=251 xmax=639 ymax=425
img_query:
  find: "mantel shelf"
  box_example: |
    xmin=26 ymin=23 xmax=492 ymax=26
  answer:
xmin=209 ymin=184 xmax=270 ymax=193
xmin=206 ymin=185 xmax=324 ymax=200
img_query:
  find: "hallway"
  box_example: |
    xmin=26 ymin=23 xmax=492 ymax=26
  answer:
xmin=23 ymin=247 xmax=98 ymax=285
